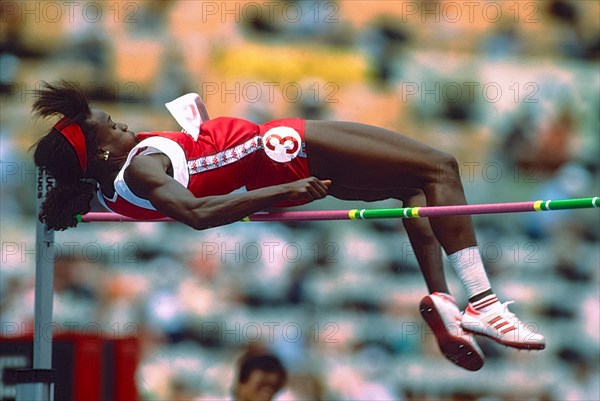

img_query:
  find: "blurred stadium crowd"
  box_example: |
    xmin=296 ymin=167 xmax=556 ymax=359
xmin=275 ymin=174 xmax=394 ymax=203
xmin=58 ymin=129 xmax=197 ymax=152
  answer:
xmin=1 ymin=0 xmax=599 ymax=400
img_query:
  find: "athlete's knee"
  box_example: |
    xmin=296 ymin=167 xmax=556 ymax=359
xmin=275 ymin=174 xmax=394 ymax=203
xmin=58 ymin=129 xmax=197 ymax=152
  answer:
xmin=401 ymin=188 xmax=426 ymax=205
xmin=427 ymin=150 xmax=460 ymax=183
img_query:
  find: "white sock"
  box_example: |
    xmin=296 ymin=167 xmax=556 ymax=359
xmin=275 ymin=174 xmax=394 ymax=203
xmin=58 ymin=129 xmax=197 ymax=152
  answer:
xmin=447 ymin=246 xmax=491 ymax=299
xmin=470 ymin=294 xmax=499 ymax=312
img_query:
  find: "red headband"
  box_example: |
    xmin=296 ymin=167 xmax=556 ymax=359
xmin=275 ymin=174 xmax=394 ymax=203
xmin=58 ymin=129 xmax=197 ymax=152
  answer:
xmin=54 ymin=116 xmax=88 ymax=174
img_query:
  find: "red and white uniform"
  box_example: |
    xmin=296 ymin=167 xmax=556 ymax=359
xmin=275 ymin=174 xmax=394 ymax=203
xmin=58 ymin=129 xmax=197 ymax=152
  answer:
xmin=98 ymin=117 xmax=310 ymax=219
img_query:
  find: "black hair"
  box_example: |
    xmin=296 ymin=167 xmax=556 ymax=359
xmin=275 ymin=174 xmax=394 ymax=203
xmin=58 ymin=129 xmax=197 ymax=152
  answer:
xmin=31 ymin=81 xmax=98 ymax=230
xmin=237 ymin=351 xmax=287 ymax=388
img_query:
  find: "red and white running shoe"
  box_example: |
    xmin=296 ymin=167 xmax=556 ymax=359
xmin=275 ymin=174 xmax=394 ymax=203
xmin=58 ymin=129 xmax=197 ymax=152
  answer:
xmin=461 ymin=300 xmax=545 ymax=350
xmin=420 ymin=292 xmax=485 ymax=371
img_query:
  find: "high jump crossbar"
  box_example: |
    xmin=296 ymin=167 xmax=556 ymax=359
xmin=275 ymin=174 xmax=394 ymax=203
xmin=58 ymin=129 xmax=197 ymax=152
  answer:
xmin=78 ymin=197 xmax=599 ymax=223
xmin=25 ymin=185 xmax=599 ymax=401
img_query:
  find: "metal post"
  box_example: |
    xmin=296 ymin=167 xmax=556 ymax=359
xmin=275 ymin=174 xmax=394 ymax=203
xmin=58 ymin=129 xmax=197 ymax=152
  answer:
xmin=16 ymin=168 xmax=56 ymax=401
xmin=12 ymin=369 xmax=55 ymax=401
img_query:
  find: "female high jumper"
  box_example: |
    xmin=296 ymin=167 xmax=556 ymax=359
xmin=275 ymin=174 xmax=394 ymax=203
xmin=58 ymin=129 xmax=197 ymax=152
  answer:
xmin=31 ymin=81 xmax=545 ymax=371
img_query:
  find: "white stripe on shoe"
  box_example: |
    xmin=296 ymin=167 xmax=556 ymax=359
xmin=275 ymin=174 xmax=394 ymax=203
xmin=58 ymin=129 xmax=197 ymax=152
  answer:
xmin=462 ymin=300 xmax=545 ymax=350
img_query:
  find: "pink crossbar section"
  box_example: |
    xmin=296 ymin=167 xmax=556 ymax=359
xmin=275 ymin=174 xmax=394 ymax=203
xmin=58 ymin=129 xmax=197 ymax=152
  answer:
xmin=79 ymin=200 xmax=560 ymax=222
xmin=246 ymin=210 xmax=351 ymax=221
xmin=83 ymin=204 xmax=531 ymax=223
xmin=80 ymin=210 xmax=351 ymax=222
xmin=81 ymin=213 xmax=174 ymax=222
xmin=81 ymin=202 xmax=535 ymax=223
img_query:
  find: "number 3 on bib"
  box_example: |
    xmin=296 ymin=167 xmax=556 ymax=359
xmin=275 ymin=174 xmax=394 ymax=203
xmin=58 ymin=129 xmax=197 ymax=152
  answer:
xmin=262 ymin=126 xmax=302 ymax=163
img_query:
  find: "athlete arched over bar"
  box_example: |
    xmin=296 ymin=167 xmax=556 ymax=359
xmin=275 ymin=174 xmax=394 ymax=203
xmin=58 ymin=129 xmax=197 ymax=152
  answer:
xmin=31 ymin=81 xmax=545 ymax=371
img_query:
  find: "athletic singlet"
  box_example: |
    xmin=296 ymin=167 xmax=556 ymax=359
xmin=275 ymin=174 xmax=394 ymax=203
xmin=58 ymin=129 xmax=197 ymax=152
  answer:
xmin=98 ymin=117 xmax=310 ymax=219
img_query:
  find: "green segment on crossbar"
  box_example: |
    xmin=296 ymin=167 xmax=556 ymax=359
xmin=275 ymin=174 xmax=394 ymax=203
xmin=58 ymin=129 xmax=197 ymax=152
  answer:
xmin=535 ymin=197 xmax=599 ymax=211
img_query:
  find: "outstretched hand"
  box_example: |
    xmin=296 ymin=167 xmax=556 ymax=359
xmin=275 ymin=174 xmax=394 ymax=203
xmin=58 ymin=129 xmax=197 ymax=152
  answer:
xmin=284 ymin=177 xmax=332 ymax=202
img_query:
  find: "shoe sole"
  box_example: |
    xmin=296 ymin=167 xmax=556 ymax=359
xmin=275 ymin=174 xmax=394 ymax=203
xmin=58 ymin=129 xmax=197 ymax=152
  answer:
xmin=420 ymin=296 xmax=485 ymax=371
xmin=462 ymin=327 xmax=546 ymax=350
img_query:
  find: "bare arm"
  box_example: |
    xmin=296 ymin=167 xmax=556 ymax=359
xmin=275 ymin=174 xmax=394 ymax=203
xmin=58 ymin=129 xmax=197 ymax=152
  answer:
xmin=124 ymin=154 xmax=330 ymax=230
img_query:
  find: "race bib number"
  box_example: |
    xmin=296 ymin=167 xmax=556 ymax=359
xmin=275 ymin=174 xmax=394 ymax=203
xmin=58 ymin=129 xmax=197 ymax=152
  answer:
xmin=262 ymin=126 xmax=302 ymax=163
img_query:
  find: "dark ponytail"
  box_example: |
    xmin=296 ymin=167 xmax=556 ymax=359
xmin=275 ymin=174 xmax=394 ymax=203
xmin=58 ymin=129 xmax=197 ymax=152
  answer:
xmin=32 ymin=80 xmax=91 ymax=121
xmin=32 ymin=81 xmax=97 ymax=230
xmin=38 ymin=180 xmax=96 ymax=230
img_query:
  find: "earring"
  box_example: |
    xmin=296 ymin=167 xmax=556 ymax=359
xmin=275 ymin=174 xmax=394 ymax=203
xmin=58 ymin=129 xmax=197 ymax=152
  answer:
xmin=99 ymin=150 xmax=110 ymax=161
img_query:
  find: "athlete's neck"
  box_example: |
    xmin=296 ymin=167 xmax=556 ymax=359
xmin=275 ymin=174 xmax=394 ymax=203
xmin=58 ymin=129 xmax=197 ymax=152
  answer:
xmin=95 ymin=165 xmax=122 ymax=198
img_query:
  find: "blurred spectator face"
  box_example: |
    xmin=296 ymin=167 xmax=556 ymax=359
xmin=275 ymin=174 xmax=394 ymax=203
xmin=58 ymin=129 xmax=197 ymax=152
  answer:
xmin=235 ymin=369 xmax=284 ymax=401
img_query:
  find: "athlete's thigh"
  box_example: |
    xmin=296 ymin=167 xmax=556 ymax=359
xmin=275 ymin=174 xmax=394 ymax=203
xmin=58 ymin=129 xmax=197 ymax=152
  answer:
xmin=304 ymin=120 xmax=444 ymax=190
xmin=327 ymin=185 xmax=420 ymax=202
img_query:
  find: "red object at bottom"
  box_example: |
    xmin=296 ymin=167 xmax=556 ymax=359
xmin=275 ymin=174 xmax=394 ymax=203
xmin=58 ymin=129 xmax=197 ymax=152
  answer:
xmin=0 ymin=333 xmax=140 ymax=401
